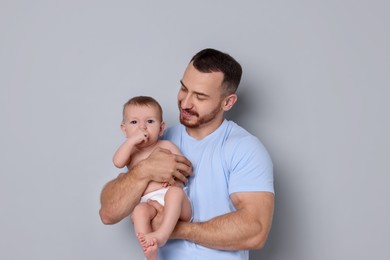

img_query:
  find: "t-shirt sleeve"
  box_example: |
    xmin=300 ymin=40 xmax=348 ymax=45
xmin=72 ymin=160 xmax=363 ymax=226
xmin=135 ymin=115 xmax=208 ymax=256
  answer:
xmin=227 ymin=136 xmax=274 ymax=194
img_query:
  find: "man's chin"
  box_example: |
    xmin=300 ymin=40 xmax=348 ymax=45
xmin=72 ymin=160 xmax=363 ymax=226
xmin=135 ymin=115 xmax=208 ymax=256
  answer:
xmin=180 ymin=117 xmax=198 ymax=128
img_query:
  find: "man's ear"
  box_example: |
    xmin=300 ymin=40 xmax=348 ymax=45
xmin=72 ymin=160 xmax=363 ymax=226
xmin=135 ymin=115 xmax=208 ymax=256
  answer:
xmin=222 ymin=94 xmax=238 ymax=111
xmin=159 ymin=121 xmax=166 ymax=136
xmin=120 ymin=123 xmax=127 ymax=136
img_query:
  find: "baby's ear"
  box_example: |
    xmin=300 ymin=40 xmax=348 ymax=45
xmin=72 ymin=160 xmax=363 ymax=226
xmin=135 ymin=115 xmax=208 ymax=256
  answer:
xmin=120 ymin=123 xmax=127 ymax=136
xmin=159 ymin=121 xmax=166 ymax=136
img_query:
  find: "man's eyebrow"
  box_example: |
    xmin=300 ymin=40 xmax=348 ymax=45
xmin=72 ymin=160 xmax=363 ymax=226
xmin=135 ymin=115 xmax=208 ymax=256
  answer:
xmin=180 ymin=80 xmax=210 ymax=98
xmin=180 ymin=80 xmax=187 ymax=88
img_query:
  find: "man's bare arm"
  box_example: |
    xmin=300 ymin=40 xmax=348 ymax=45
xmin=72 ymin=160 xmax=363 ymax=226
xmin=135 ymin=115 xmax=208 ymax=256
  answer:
xmin=99 ymin=147 xmax=192 ymax=225
xmin=99 ymin=164 xmax=149 ymax=224
xmin=158 ymin=191 xmax=274 ymax=250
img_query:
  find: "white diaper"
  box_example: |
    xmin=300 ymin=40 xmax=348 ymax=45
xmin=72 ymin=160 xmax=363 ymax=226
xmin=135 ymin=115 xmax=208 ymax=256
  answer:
xmin=140 ymin=187 xmax=170 ymax=206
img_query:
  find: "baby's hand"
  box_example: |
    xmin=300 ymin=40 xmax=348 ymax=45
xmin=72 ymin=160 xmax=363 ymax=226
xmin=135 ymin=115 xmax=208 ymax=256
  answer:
xmin=131 ymin=129 xmax=148 ymax=145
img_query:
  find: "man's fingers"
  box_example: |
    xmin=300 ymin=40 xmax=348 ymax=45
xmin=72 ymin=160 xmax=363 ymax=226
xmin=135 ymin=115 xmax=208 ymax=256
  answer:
xmin=148 ymin=147 xmax=193 ymax=183
xmin=172 ymin=170 xmax=188 ymax=184
xmin=173 ymin=154 xmax=192 ymax=179
xmin=175 ymin=154 xmax=192 ymax=170
xmin=176 ymin=164 xmax=192 ymax=178
xmin=168 ymin=177 xmax=177 ymax=186
xmin=170 ymin=154 xmax=192 ymax=184
xmin=147 ymin=200 xmax=163 ymax=212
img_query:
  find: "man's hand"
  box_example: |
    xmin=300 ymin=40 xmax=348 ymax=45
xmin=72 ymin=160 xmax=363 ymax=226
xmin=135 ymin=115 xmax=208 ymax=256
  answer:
xmin=147 ymin=200 xmax=165 ymax=232
xmin=141 ymin=147 xmax=192 ymax=186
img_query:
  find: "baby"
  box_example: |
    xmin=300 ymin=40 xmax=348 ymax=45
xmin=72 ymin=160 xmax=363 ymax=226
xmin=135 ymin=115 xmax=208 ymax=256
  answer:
xmin=113 ymin=96 xmax=192 ymax=260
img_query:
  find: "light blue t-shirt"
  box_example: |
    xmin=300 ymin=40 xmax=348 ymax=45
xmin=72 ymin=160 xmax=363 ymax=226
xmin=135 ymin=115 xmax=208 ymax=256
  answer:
xmin=160 ymin=119 xmax=274 ymax=260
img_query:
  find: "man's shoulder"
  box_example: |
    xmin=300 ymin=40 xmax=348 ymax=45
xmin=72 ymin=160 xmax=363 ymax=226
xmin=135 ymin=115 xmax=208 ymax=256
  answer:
xmin=222 ymin=120 xmax=268 ymax=155
xmin=223 ymin=120 xmax=257 ymax=143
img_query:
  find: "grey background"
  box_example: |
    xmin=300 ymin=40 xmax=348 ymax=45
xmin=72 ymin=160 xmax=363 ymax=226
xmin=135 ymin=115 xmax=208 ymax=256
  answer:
xmin=1 ymin=1 xmax=389 ymax=260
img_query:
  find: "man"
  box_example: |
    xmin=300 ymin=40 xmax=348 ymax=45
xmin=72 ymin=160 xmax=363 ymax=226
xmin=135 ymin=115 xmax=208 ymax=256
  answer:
xmin=100 ymin=48 xmax=274 ymax=260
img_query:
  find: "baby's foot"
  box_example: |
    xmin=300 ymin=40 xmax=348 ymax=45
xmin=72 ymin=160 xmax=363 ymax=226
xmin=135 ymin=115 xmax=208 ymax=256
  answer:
xmin=137 ymin=233 xmax=158 ymax=260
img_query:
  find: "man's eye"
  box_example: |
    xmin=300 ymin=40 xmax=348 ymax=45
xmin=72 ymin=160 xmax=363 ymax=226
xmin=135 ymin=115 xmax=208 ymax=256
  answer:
xmin=197 ymin=95 xmax=206 ymax=101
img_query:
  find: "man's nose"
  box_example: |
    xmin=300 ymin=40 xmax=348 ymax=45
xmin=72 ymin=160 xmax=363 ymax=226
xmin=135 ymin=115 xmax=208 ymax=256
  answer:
xmin=181 ymin=94 xmax=193 ymax=109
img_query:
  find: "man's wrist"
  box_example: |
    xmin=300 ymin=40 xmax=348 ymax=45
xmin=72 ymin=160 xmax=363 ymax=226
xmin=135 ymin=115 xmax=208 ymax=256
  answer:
xmin=172 ymin=221 xmax=191 ymax=240
xmin=132 ymin=159 xmax=152 ymax=183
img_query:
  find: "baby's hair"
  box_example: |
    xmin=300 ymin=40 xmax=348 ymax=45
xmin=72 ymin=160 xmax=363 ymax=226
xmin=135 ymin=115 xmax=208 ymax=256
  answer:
xmin=122 ymin=96 xmax=163 ymax=122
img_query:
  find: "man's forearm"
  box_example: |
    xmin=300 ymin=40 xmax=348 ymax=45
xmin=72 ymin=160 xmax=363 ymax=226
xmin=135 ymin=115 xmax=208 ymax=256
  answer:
xmin=99 ymin=164 xmax=149 ymax=224
xmin=172 ymin=212 xmax=264 ymax=250
xmin=172 ymin=193 xmax=274 ymax=250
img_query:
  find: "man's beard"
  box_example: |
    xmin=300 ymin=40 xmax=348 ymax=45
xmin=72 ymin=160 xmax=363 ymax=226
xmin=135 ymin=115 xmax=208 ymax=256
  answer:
xmin=179 ymin=103 xmax=222 ymax=129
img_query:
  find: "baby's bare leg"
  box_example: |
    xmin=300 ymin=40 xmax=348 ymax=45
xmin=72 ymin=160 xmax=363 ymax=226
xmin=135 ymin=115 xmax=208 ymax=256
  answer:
xmin=131 ymin=202 xmax=157 ymax=236
xmin=141 ymin=186 xmax=192 ymax=247
xmin=132 ymin=203 xmax=159 ymax=259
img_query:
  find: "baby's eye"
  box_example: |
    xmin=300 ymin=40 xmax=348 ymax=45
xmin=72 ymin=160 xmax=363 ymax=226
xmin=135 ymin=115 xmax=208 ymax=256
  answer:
xmin=147 ymin=119 xmax=155 ymax=124
xmin=129 ymin=120 xmax=137 ymax=124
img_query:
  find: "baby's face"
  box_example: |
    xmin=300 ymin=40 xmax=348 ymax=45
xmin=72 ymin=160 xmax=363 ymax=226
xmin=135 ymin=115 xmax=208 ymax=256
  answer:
xmin=121 ymin=104 xmax=164 ymax=147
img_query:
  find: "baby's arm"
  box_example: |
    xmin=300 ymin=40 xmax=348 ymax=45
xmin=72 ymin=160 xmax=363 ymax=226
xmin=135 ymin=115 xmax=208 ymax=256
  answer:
xmin=113 ymin=130 xmax=147 ymax=168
